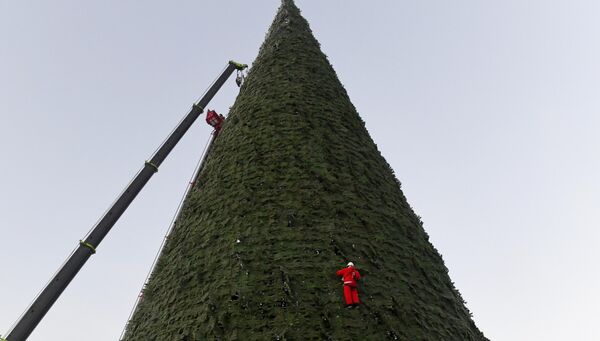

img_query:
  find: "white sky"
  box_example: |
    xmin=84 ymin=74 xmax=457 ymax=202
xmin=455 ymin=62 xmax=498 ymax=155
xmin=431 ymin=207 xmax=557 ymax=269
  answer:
xmin=1 ymin=1 xmax=599 ymax=340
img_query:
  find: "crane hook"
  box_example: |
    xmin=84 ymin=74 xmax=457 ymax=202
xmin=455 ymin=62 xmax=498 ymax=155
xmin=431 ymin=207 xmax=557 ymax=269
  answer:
xmin=235 ymin=69 xmax=246 ymax=87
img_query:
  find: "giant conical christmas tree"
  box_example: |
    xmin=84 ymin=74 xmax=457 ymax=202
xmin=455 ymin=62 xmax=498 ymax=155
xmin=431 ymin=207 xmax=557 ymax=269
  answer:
xmin=123 ymin=1 xmax=487 ymax=340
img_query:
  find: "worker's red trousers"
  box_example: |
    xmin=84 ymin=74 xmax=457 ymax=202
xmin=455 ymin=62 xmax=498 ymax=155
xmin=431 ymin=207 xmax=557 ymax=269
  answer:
xmin=343 ymin=284 xmax=360 ymax=305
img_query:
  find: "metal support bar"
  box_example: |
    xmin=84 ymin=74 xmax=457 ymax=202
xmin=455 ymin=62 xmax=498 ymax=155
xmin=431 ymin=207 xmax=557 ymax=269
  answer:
xmin=6 ymin=61 xmax=239 ymax=341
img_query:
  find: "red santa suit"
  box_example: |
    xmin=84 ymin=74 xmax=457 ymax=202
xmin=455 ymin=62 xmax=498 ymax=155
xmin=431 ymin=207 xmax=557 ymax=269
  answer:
xmin=336 ymin=263 xmax=361 ymax=306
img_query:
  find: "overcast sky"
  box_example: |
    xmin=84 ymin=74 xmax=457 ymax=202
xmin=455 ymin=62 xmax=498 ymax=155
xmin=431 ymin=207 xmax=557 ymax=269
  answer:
xmin=1 ymin=1 xmax=599 ymax=340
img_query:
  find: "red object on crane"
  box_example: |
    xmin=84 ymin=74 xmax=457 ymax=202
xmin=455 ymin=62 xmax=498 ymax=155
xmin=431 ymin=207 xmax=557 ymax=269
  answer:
xmin=206 ymin=109 xmax=225 ymax=133
xmin=336 ymin=262 xmax=361 ymax=307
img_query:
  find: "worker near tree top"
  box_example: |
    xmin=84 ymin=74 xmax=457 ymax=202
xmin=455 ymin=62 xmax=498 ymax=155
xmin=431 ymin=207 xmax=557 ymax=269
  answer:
xmin=336 ymin=261 xmax=361 ymax=308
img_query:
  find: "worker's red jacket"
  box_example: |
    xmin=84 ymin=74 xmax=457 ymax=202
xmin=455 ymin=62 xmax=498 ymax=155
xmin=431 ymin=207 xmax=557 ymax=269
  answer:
xmin=336 ymin=266 xmax=361 ymax=287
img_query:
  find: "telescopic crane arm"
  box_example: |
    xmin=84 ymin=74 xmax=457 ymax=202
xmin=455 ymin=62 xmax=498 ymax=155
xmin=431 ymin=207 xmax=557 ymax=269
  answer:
xmin=4 ymin=60 xmax=248 ymax=341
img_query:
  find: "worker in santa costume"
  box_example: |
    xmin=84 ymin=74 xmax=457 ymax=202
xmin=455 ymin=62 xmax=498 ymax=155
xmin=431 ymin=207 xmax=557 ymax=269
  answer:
xmin=336 ymin=261 xmax=361 ymax=308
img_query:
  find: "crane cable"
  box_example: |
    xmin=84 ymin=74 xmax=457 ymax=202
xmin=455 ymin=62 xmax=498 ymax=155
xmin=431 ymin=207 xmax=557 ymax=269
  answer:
xmin=118 ymin=132 xmax=214 ymax=340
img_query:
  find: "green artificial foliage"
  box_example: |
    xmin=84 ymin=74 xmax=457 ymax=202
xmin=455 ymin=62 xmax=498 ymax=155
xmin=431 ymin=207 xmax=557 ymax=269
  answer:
xmin=123 ymin=1 xmax=487 ymax=340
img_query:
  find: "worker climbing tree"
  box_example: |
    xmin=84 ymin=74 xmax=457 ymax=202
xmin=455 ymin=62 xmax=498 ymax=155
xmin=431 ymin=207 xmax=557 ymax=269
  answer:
xmin=336 ymin=262 xmax=361 ymax=308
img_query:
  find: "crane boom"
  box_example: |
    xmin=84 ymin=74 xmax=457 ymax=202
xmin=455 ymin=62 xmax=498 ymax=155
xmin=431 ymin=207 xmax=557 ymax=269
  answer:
xmin=5 ymin=60 xmax=247 ymax=341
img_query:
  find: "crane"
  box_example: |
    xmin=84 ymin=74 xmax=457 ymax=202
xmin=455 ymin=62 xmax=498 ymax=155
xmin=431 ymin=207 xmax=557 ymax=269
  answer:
xmin=2 ymin=60 xmax=248 ymax=341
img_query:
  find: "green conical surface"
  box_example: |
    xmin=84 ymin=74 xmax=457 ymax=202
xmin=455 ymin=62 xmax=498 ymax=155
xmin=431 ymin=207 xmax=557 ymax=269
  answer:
xmin=124 ymin=1 xmax=487 ymax=340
